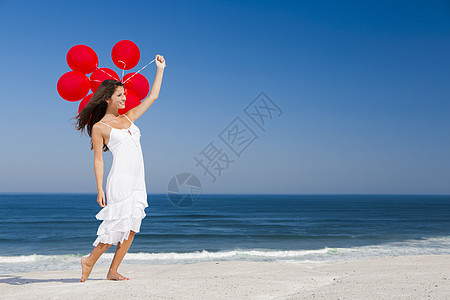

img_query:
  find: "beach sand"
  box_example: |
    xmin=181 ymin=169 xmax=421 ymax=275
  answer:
xmin=1 ymin=254 xmax=449 ymax=299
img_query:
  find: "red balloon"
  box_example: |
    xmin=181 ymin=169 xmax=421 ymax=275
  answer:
xmin=89 ymin=68 xmax=120 ymax=93
xmin=57 ymin=71 xmax=90 ymax=101
xmin=67 ymin=45 xmax=98 ymax=74
xmin=111 ymin=40 xmax=140 ymax=70
xmin=122 ymin=73 xmax=149 ymax=100
xmin=119 ymin=89 xmax=141 ymax=114
xmin=78 ymin=93 xmax=93 ymax=114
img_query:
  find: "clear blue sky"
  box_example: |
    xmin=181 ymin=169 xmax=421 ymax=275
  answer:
xmin=0 ymin=0 xmax=449 ymax=194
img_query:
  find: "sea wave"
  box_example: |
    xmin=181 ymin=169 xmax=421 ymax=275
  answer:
xmin=1 ymin=236 xmax=449 ymax=274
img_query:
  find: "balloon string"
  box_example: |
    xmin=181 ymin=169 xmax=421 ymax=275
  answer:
xmin=95 ymin=57 xmax=162 ymax=84
xmin=123 ymin=58 xmax=156 ymax=84
xmin=97 ymin=68 xmax=117 ymax=80
xmin=118 ymin=60 xmax=126 ymax=82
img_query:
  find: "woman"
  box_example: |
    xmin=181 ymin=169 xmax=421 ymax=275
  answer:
xmin=74 ymin=54 xmax=166 ymax=282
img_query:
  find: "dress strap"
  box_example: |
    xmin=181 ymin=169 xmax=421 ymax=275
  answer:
xmin=98 ymin=121 xmax=113 ymax=129
xmin=122 ymin=114 xmax=133 ymax=124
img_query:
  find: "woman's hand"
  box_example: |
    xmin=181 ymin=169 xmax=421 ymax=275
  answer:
xmin=155 ymin=54 xmax=166 ymax=69
xmin=97 ymin=190 xmax=106 ymax=207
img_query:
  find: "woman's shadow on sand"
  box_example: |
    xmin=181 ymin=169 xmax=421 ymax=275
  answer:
xmin=0 ymin=274 xmax=103 ymax=285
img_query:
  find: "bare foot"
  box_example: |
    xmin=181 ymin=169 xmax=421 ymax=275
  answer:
xmin=107 ymin=270 xmax=130 ymax=281
xmin=80 ymin=257 xmax=94 ymax=282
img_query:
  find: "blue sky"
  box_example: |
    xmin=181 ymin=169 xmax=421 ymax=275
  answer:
xmin=0 ymin=0 xmax=449 ymax=194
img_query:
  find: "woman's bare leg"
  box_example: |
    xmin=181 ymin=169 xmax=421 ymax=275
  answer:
xmin=107 ymin=230 xmax=136 ymax=280
xmin=80 ymin=242 xmax=112 ymax=282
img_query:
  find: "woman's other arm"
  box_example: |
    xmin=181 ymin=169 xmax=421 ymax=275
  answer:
xmin=92 ymin=124 xmax=106 ymax=207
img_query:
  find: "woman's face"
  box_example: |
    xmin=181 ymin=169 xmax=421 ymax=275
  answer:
xmin=107 ymin=86 xmax=126 ymax=109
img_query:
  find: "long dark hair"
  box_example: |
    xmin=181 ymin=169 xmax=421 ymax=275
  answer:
xmin=72 ymin=79 xmax=124 ymax=152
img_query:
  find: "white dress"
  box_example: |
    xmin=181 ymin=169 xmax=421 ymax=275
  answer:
xmin=92 ymin=114 xmax=148 ymax=246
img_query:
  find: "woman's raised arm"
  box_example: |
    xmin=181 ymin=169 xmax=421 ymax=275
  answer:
xmin=126 ymin=54 xmax=166 ymax=122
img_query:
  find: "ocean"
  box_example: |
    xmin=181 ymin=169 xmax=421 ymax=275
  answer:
xmin=0 ymin=194 xmax=449 ymax=274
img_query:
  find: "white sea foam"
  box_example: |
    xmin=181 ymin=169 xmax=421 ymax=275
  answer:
xmin=1 ymin=236 xmax=449 ymax=274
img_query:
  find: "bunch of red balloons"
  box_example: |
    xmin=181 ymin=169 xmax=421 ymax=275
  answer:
xmin=57 ymin=40 xmax=150 ymax=115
